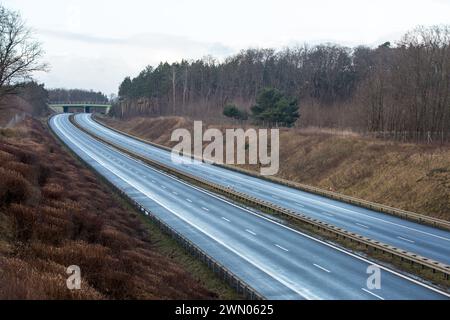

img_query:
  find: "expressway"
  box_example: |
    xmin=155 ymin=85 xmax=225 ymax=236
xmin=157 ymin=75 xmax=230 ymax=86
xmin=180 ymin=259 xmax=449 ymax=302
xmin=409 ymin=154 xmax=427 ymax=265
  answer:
xmin=50 ymin=113 xmax=449 ymax=300
xmin=74 ymin=113 xmax=450 ymax=265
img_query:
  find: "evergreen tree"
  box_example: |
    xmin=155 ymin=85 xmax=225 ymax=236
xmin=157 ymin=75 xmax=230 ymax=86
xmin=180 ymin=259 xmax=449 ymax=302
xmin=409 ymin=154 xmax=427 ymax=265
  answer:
xmin=223 ymin=104 xmax=248 ymax=120
xmin=251 ymin=88 xmax=299 ymax=127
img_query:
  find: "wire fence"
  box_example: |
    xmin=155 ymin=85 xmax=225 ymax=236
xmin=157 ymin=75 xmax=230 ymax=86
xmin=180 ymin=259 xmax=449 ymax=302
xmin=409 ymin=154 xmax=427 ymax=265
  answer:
xmin=296 ymin=127 xmax=450 ymax=145
xmin=365 ymin=130 xmax=450 ymax=145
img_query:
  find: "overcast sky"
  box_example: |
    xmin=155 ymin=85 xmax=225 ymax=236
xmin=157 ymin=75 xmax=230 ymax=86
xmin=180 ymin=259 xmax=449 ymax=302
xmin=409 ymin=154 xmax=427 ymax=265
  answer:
xmin=3 ymin=0 xmax=450 ymax=95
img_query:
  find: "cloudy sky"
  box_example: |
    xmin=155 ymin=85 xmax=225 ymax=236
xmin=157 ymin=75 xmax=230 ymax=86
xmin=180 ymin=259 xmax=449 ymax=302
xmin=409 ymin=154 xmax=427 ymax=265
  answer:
xmin=3 ymin=0 xmax=450 ymax=95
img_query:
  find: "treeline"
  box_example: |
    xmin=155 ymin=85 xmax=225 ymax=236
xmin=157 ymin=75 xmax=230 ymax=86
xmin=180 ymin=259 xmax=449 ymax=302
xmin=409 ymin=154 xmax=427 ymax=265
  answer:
xmin=113 ymin=25 xmax=450 ymax=139
xmin=48 ymin=89 xmax=108 ymax=103
xmin=18 ymin=82 xmax=49 ymax=116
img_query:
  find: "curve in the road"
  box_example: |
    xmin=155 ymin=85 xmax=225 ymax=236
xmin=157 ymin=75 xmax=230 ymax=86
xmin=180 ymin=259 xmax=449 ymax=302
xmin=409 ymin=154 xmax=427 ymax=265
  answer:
xmin=74 ymin=113 xmax=450 ymax=265
xmin=50 ymin=114 xmax=449 ymax=300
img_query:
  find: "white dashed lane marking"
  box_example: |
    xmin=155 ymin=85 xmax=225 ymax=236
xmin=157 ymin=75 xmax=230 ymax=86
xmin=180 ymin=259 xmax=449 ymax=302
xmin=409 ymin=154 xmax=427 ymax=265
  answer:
xmin=313 ymin=263 xmax=331 ymax=273
xmin=362 ymin=288 xmax=384 ymax=300
xmin=321 ymin=211 xmax=335 ymax=217
xmin=274 ymin=244 xmax=289 ymax=252
xmin=397 ymin=236 xmax=415 ymax=243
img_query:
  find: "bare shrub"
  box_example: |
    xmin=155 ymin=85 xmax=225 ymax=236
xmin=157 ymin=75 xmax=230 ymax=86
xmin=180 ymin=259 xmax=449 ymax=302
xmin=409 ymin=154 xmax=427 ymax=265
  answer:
xmin=0 ymin=168 xmax=36 ymax=205
xmin=42 ymin=183 xmax=64 ymax=200
xmin=0 ymin=257 xmax=104 ymax=300
xmin=8 ymin=203 xmax=37 ymax=241
xmin=0 ymin=117 xmax=216 ymax=299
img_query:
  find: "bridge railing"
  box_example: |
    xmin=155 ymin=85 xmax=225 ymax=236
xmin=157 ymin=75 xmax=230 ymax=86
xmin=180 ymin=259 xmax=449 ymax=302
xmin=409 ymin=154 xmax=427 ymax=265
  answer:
xmin=49 ymin=101 xmax=111 ymax=106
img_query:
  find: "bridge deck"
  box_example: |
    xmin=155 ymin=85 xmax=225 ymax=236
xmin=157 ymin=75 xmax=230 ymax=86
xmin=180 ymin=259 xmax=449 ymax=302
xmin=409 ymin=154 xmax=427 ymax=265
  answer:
xmin=49 ymin=103 xmax=112 ymax=114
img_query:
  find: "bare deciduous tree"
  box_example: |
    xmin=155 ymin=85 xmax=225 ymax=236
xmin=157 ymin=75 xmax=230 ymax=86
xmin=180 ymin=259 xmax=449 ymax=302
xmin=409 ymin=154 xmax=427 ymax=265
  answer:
xmin=0 ymin=5 xmax=48 ymax=103
xmin=113 ymin=25 xmax=450 ymax=142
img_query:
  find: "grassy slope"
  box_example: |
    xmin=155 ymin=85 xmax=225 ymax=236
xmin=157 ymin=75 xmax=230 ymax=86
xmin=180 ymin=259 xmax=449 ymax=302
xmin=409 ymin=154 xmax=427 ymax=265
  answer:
xmin=0 ymin=96 xmax=34 ymax=127
xmin=101 ymin=116 xmax=450 ymax=221
xmin=0 ymin=114 xmax=237 ymax=299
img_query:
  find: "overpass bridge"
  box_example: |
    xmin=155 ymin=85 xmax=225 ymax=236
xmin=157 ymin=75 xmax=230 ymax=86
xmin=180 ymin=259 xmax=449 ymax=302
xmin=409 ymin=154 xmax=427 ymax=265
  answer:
xmin=49 ymin=102 xmax=111 ymax=114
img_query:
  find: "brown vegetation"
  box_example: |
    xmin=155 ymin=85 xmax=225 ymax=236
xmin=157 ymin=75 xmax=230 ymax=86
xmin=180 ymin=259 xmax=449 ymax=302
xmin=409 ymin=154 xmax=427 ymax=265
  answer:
xmin=113 ymin=26 xmax=450 ymax=143
xmin=101 ymin=116 xmax=450 ymax=220
xmin=0 ymin=116 xmax=218 ymax=299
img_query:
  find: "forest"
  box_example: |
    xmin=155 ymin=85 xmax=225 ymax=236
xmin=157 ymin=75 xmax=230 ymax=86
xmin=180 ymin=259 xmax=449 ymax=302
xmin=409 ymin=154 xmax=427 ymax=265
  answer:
xmin=48 ymin=89 xmax=109 ymax=104
xmin=113 ymin=25 xmax=450 ymax=142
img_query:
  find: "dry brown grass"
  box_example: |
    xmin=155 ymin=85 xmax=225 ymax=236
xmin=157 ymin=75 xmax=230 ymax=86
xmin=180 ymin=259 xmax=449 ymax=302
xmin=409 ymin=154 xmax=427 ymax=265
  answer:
xmin=102 ymin=116 xmax=450 ymax=220
xmin=0 ymin=116 xmax=217 ymax=300
xmin=0 ymin=95 xmax=35 ymax=127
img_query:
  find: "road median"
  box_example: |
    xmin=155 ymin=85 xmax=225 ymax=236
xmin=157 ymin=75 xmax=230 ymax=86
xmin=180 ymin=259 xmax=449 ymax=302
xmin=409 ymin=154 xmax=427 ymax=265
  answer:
xmin=92 ymin=115 xmax=450 ymax=232
xmin=75 ymin=114 xmax=450 ymax=288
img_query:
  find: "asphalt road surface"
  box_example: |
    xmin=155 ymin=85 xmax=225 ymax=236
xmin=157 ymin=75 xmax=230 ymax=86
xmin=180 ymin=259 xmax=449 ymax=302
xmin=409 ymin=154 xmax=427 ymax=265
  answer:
xmin=74 ymin=113 xmax=450 ymax=265
xmin=49 ymin=114 xmax=449 ymax=300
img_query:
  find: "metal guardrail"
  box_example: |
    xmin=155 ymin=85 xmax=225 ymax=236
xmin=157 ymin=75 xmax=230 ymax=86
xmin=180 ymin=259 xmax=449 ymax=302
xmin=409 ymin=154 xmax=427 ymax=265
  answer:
xmin=92 ymin=115 xmax=450 ymax=232
xmin=220 ymin=165 xmax=450 ymax=232
xmin=129 ymin=195 xmax=265 ymax=300
xmin=49 ymin=101 xmax=111 ymax=106
xmin=82 ymin=115 xmax=450 ymax=284
xmin=54 ymin=115 xmax=264 ymax=300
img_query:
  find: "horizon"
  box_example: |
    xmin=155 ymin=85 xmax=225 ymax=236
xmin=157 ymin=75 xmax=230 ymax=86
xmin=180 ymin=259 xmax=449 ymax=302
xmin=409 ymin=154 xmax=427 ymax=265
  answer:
xmin=3 ymin=0 xmax=450 ymax=95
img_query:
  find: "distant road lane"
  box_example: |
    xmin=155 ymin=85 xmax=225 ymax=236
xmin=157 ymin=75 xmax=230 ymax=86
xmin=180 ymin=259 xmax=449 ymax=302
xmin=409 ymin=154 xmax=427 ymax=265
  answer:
xmin=50 ymin=114 xmax=449 ymax=300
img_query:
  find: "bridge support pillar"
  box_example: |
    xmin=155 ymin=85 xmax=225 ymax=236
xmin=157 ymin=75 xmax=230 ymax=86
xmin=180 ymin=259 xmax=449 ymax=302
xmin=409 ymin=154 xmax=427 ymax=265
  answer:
xmin=63 ymin=106 xmax=69 ymax=113
xmin=84 ymin=106 xmax=91 ymax=113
